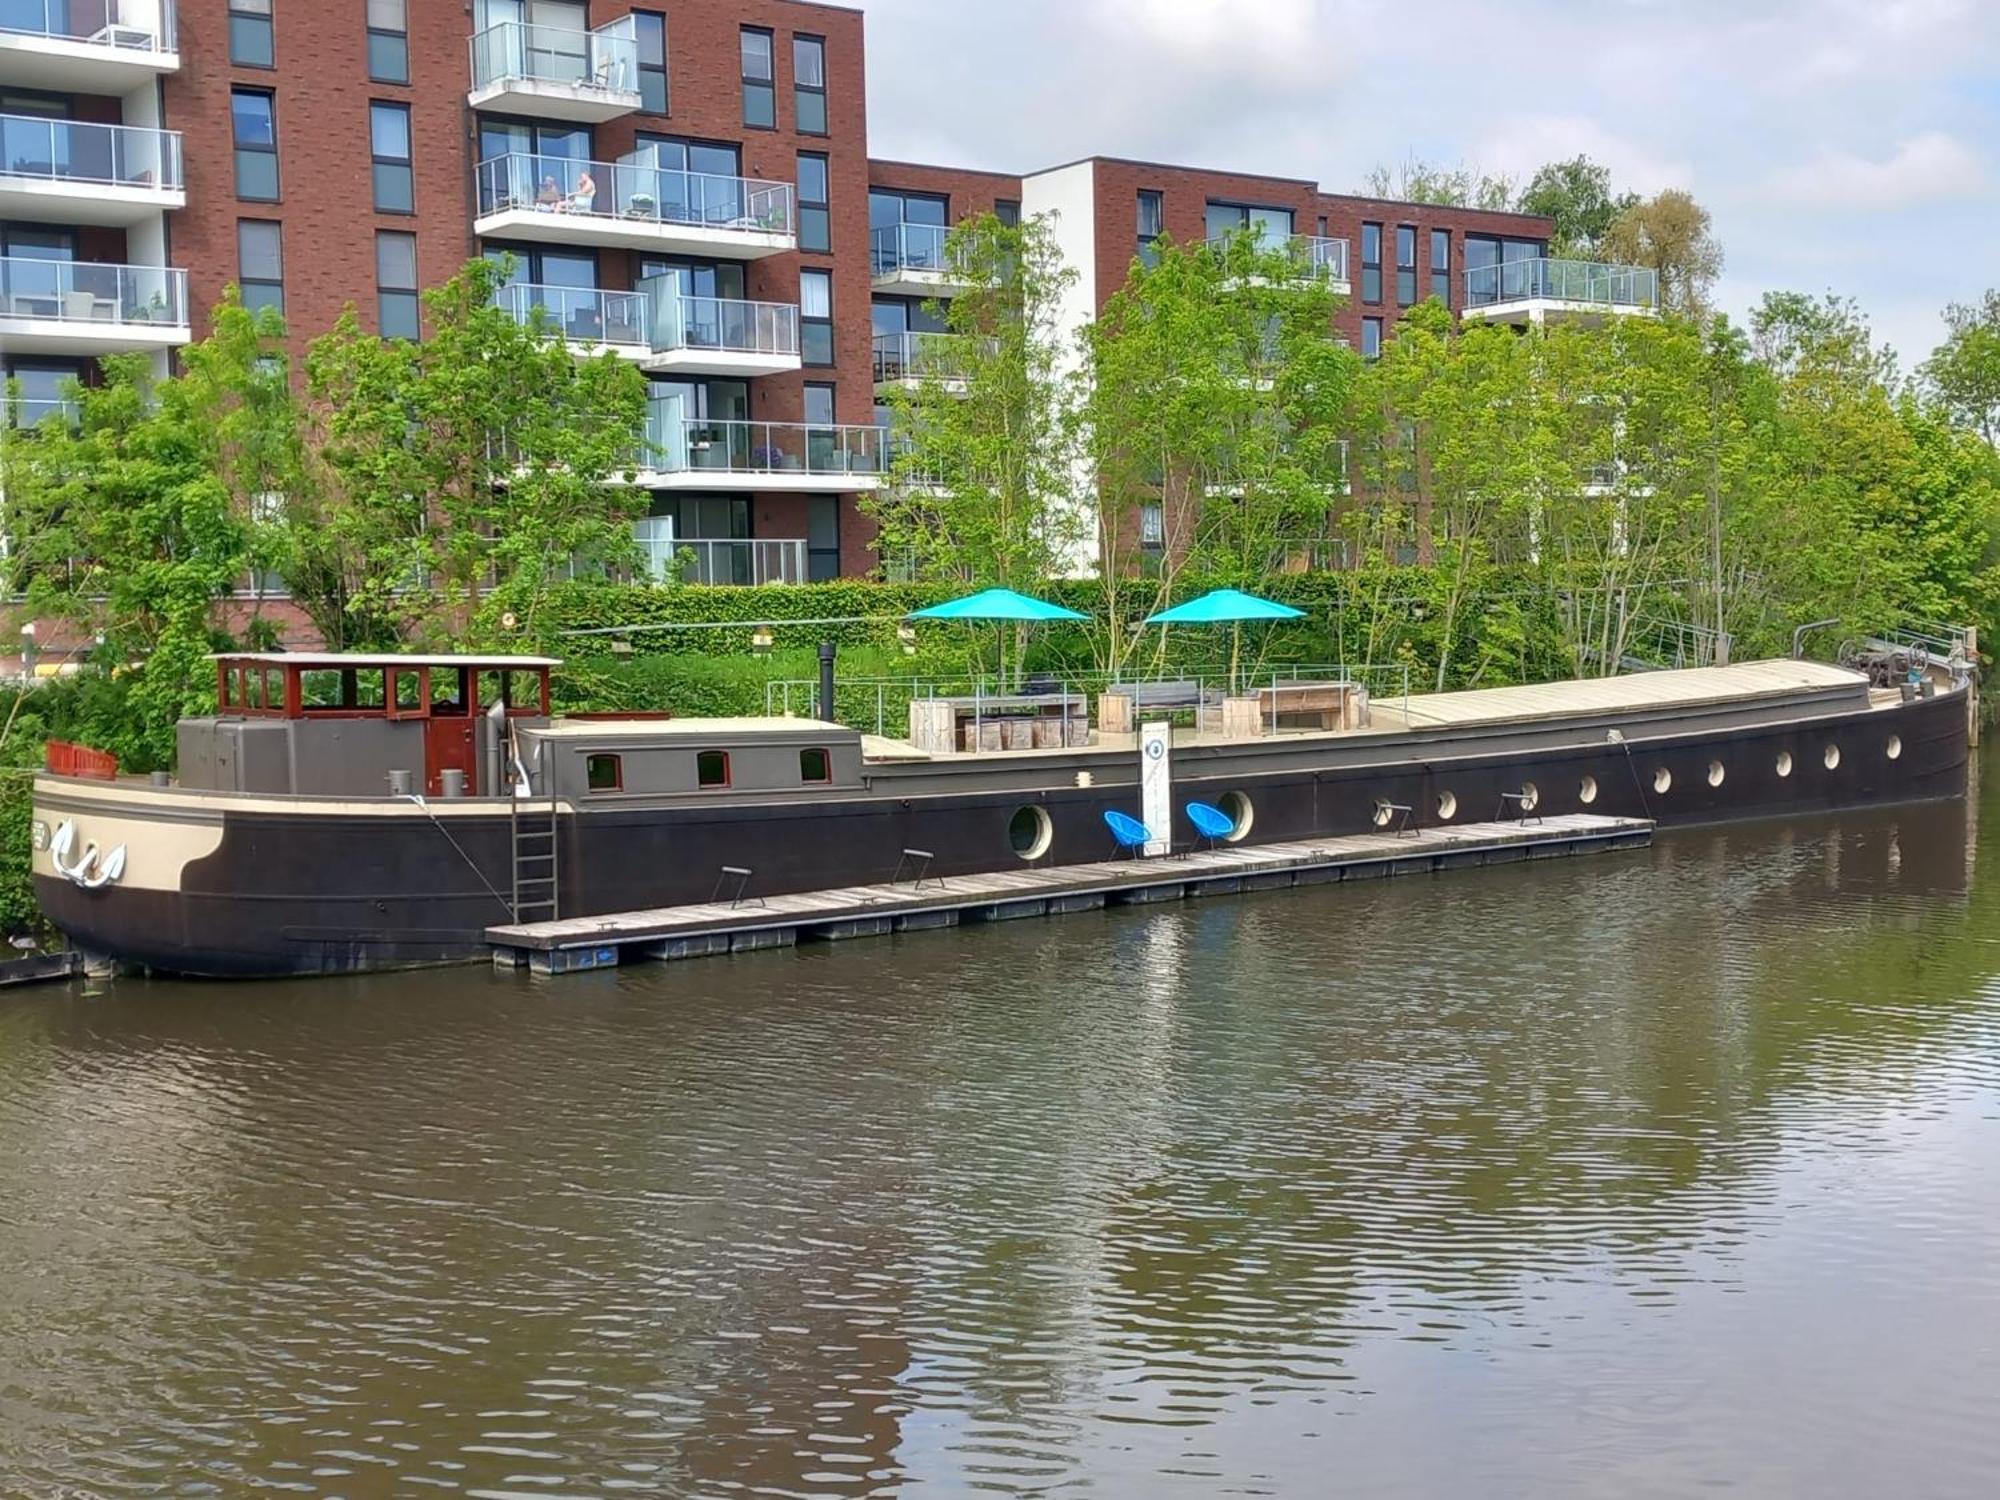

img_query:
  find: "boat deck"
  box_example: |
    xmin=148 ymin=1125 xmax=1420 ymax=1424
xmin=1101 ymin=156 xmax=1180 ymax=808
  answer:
xmin=489 ymin=813 xmax=1654 ymax=975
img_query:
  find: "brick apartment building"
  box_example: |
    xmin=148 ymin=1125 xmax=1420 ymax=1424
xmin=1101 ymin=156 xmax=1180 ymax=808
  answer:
xmin=0 ymin=0 xmax=1623 ymax=590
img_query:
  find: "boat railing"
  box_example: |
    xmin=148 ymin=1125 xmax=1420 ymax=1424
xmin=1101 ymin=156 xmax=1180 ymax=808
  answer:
xmin=763 ymin=661 xmax=1415 ymax=739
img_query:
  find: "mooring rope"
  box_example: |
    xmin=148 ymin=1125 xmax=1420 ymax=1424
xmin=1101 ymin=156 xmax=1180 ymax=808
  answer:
xmin=401 ymin=794 xmax=515 ymax=914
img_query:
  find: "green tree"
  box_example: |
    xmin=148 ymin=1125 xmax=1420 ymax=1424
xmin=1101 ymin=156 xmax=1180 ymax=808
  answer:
xmin=1363 ymin=155 xmax=1515 ymax=210
xmin=298 ymin=256 xmax=648 ymax=651
xmin=869 ymin=212 xmax=1088 ymax=593
xmin=1922 ymin=289 xmax=2000 ymax=445
xmin=1601 ymin=189 xmax=1724 ymax=318
xmin=1515 ymin=156 xmax=1639 ymax=258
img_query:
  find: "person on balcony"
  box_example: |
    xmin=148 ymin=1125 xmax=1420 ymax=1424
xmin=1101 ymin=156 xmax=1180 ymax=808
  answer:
xmin=568 ymin=168 xmax=597 ymax=214
xmin=536 ymin=176 xmax=562 ymax=211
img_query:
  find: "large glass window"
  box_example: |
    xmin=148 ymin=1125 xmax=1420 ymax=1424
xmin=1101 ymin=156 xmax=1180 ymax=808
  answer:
xmin=238 ymin=220 xmax=284 ymax=315
xmin=803 ymin=383 xmax=835 ymax=426
xmin=377 ymin=231 xmax=418 ymax=340
xmin=1430 ymin=228 xmax=1450 ymax=305
xmin=1205 ymin=201 xmax=1293 ymax=252
xmin=995 ymin=199 xmax=1020 ymax=228
xmin=793 ymin=34 xmax=826 ymax=135
xmin=370 ymin=102 xmax=412 ymax=214
xmin=807 ymin=496 xmax=839 ymax=581
xmin=1137 ymin=188 xmax=1163 ymax=266
xmin=367 ymin=0 xmax=408 ymax=84
xmin=1360 ymin=222 xmax=1382 ymax=304
xmin=229 ymin=0 xmax=273 ymax=67
xmin=1361 ymin=315 xmax=1382 ymax=360
xmin=800 ymin=268 xmax=832 ymax=365
xmin=634 ymin=11 xmax=667 ymax=114
xmin=2 ymin=361 xmax=82 ymax=428
xmin=797 ymin=152 xmax=830 ymax=254
xmin=1396 ymin=224 xmax=1417 ymax=305
xmin=740 ymin=28 xmax=774 ymax=129
xmin=232 ymin=89 xmax=279 ymax=201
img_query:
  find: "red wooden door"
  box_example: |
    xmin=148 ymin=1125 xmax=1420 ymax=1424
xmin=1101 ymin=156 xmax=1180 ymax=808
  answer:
xmin=424 ymin=717 xmax=480 ymax=796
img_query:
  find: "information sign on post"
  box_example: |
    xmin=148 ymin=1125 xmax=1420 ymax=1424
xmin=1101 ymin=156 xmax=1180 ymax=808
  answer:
xmin=1140 ymin=720 xmax=1171 ymax=857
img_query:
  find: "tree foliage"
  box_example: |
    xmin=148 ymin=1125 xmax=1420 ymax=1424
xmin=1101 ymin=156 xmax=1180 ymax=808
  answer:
xmin=1923 ymin=288 xmax=2000 ymax=445
xmin=1515 ymin=156 xmax=1639 ymax=258
xmin=1362 ymin=155 xmax=1515 ymax=211
xmin=1601 ymin=189 xmax=1724 ymax=318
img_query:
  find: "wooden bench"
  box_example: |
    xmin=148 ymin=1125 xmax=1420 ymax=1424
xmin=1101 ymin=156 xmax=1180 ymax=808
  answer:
xmin=1098 ymin=680 xmax=1209 ymax=734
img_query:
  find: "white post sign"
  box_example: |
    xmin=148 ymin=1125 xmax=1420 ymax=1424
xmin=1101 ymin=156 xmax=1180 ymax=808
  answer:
xmin=1140 ymin=720 xmax=1171 ymax=857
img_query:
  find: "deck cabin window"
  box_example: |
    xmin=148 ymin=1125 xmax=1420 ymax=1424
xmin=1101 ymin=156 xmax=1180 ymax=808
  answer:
xmin=800 ymin=747 xmax=830 ymax=783
xmin=586 ymin=754 xmax=623 ymax=792
xmin=389 ymin=667 xmax=428 ymax=718
xmin=430 ymin=667 xmax=469 ymax=717
xmin=697 ymin=750 xmax=731 ymax=788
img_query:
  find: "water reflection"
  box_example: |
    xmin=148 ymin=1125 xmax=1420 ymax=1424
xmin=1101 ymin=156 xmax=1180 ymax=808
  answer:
xmin=1 ymin=776 xmax=1997 ymax=1496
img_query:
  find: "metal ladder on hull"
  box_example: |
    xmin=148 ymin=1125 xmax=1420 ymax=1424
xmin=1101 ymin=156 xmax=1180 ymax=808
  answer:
xmin=507 ymin=726 xmax=560 ymax=924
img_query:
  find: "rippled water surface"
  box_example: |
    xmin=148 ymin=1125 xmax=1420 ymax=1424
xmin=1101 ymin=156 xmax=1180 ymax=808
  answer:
xmin=6 ymin=767 xmax=2000 ymax=1497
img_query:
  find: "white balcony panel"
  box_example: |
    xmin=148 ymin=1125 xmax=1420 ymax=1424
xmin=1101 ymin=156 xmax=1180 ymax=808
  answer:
xmin=870 ymin=223 xmax=970 ymax=297
xmin=1462 ymin=258 xmax=1658 ymax=327
xmin=0 ymin=0 xmax=179 ymax=92
xmin=476 ymin=154 xmax=796 ymax=260
xmin=467 ymin=19 xmax=641 ymax=124
xmin=0 ymin=257 xmax=188 ymax=356
xmin=0 ymin=116 xmax=184 ymax=226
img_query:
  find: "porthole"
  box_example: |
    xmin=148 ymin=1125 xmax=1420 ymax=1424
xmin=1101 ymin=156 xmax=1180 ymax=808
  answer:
xmin=1437 ymin=790 xmax=1458 ymax=821
xmin=1776 ymin=750 xmax=1794 ymax=778
xmin=1823 ymin=744 xmax=1841 ymax=771
xmin=1372 ymin=799 xmax=1395 ymax=829
xmin=1008 ymin=805 xmax=1053 ymax=861
xmin=1579 ymin=775 xmax=1599 ymax=805
xmin=1707 ymin=760 xmax=1725 ymax=788
xmin=1653 ymin=767 xmax=1673 ymax=795
xmin=1887 ymin=735 xmax=1903 ymax=761
xmin=1219 ymin=790 xmax=1254 ymax=842
xmin=1519 ymin=781 xmax=1540 ymax=812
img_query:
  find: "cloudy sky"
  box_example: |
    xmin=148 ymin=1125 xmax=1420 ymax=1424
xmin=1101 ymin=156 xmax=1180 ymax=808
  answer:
xmin=857 ymin=0 xmax=2000 ymax=371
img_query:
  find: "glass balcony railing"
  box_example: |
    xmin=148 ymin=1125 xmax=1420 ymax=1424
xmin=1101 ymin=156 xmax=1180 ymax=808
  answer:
xmin=1206 ymin=233 xmax=1350 ymax=283
xmin=870 ymin=221 xmax=959 ymax=278
xmin=642 ymin=407 xmax=884 ymax=479
xmin=1464 ymin=257 xmax=1657 ymax=311
xmin=0 ymin=0 xmax=175 ymax=51
xmin=2 ymin=393 xmax=79 ymax=430
xmin=872 ymin=331 xmax=975 ymax=384
xmin=633 ymin=519 xmax=806 ymax=586
xmin=0 ymin=113 xmax=182 ymax=193
xmin=642 ymin=284 xmax=798 ymax=358
xmin=477 ymin=152 xmax=795 ymax=240
xmin=495 ymin=282 xmax=646 ymax=350
xmin=469 ymin=17 xmax=637 ymax=96
xmin=0 ymin=256 xmax=187 ymax=330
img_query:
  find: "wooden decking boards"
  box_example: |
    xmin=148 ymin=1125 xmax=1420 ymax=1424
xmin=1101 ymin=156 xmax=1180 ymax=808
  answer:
xmin=488 ymin=814 xmax=1654 ymax=975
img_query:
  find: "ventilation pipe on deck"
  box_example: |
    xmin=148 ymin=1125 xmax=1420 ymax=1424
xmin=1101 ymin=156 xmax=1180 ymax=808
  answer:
xmin=483 ymin=699 xmax=507 ymax=798
xmin=819 ymin=641 xmax=837 ymax=724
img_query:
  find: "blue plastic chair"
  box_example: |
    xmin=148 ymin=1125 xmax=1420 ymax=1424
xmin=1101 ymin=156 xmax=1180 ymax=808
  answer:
xmin=1185 ymin=800 xmax=1235 ymax=852
xmin=1103 ymin=808 xmax=1152 ymax=858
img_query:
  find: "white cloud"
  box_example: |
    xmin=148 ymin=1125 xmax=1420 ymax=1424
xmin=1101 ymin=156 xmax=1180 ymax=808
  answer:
xmin=1088 ymin=0 xmax=1327 ymax=83
xmin=1770 ymin=131 xmax=1988 ymax=210
xmin=1475 ymin=116 xmax=1693 ymax=199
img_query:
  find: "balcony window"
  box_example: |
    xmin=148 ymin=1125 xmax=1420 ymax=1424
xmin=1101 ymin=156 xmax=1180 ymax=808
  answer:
xmin=1396 ymin=224 xmax=1416 ymax=305
xmin=231 ymin=89 xmax=279 ymax=202
xmin=238 ymin=220 xmax=284 ymax=316
xmin=800 ymin=268 xmax=832 ymax=365
xmin=995 ymin=199 xmax=1019 ymax=228
xmin=369 ymin=101 xmax=412 ymax=213
xmin=1360 ymin=222 xmax=1381 ymax=304
xmin=367 ymin=0 xmax=408 ymax=84
xmin=1431 ymin=228 xmax=1450 ymax=305
xmin=1206 ymin=201 xmax=1292 ymax=253
xmin=1361 ymin=315 xmax=1382 ymax=361
xmin=794 ymin=34 xmax=826 ymax=135
xmin=376 ymin=231 xmax=418 ymax=339
xmin=229 ymin=0 xmax=273 ymax=67
xmin=797 ymin=152 xmax=829 ymax=254
xmin=633 ymin=11 xmax=666 ymax=114
xmin=741 ymin=28 xmax=774 ymax=130
xmin=1137 ymin=188 xmax=1162 ymax=267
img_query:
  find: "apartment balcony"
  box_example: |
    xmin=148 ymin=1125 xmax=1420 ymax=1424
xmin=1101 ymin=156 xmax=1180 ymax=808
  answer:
xmin=0 ymin=115 xmax=183 ymax=225
xmin=634 ymin=519 xmax=807 ymax=586
xmin=0 ymin=257 xmax=188 ymax=355
xmin=467 ymin=17 xmax=640 ymax=123
xmin=1463 ymin=258 xmax=1657 ymax=326
xmin=640 ymin=283 xmax=800 ymax=378
xmin=870 ymin=222 xmax=969 ymax=297
xmin=872 ymin=331 xmax=975 ymax=394
xmin=0 ymin=0 xmax=178 ymax=91
xmin=2 ymin=394 xmax=78 ymax=430
xmin=494 ymin=282 xmax=647 ymax=359
xmin=476 ymin=153 xmax=794 ymax=259
xmin=636 ymin=407 xmax=884 ymax=492
xmin=1205 ymin=233 xmax=1351 ymax=293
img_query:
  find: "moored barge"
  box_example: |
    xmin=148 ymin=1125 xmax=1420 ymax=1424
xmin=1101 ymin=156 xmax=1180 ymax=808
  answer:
xmin=30 ymin=650 xmax=1972 ymax=978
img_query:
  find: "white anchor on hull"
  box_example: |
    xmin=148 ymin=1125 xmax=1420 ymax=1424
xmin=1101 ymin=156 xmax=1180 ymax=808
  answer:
xmin=48 ymin=820 xmax=127 ymax=890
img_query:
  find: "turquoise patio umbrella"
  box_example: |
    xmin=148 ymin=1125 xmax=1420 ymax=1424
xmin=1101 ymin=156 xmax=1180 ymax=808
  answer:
xmin=1144 ymin=588 xmax=1307 ymax=692
xmin=909 ymin=588 xmax=1089 ymax=688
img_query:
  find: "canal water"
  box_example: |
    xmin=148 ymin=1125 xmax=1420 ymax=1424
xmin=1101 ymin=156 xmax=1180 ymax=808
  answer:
xmin=4 ymin=770 xmax=2000 ymax=1498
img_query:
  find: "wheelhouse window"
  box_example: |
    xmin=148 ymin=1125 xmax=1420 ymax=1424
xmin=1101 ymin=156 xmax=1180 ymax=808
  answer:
xmin=799 ymin=747 xmax=831 ymax=783
xmin=586 ymin=753 xmax=623 ymax=792
xmin=696 ymin=750 xmax=731 ymax=788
